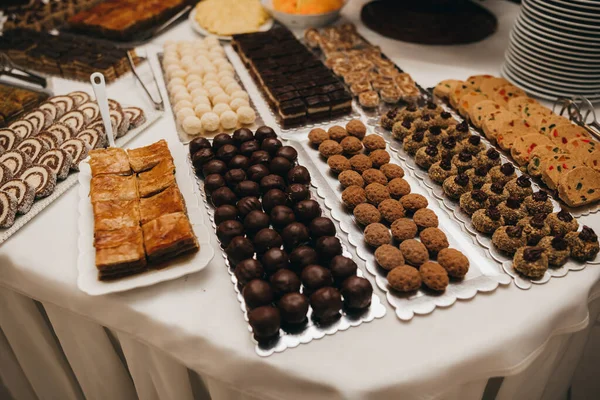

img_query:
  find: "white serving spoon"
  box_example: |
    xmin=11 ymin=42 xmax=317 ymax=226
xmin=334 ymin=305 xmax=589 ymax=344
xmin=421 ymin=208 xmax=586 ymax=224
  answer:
xmin=90 ymin=72 xmax=116 ymax=147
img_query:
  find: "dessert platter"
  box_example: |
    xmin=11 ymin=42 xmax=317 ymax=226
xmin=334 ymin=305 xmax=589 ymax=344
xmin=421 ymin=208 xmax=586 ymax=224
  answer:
xmin=0 ymin=90 xmax=162 ymax=245
xmin=188 ymin=126 xmax=385 ymax=355
xmin=0 ymin=81 xmax=50 ymax=127
xmin=78 ymin=139 xmax=213 ymax=295
xmin=155 ymin=37 xmax=263 ymax=143
xmin=301 ymin=120 xmax=510 ymax=317
xmin=2 ymin=0 xmax=100 ymax=32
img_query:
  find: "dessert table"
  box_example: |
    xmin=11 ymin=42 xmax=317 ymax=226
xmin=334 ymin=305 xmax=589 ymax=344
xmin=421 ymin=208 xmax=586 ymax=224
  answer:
xmin=1 ymin=1 xmax=600 ymax=399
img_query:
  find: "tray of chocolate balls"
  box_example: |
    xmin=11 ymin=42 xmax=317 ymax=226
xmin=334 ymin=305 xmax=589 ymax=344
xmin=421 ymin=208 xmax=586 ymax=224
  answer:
xmin=187 ymin=126 xmax=386 ymax=356
xmin=302 ymin=120 xmax=510 ymax=320
xmin=375 ymin=104 xmax=600 ymax=290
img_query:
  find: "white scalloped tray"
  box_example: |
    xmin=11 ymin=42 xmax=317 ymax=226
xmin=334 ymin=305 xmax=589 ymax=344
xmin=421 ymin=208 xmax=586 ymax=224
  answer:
xmin=76 ymin=139 xmax=214 ymax=295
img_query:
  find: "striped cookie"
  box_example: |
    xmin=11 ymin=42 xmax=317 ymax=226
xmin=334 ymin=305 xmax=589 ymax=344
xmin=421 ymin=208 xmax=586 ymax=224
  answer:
xmin=492 ymin=85 xmax=527 ymax=109
xmin=433 ymin=79 xmax=463 ymax=100
xmin=541 ymin=154 xmax=585 ymax=190
xmin=457 ymin=91 xmax=488 ymax=118
xmin=469 ymin=100 xmax=503 ymax=129
xmin=510 ymin=133 xmax=554 ymax=166
xmin=557 ymin=166 xmax=600 ymax=207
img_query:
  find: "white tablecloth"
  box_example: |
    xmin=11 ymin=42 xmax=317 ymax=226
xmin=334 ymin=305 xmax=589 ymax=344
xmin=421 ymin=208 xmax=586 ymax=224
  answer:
xmin=2 ymin=1 xmax=600 ymax=399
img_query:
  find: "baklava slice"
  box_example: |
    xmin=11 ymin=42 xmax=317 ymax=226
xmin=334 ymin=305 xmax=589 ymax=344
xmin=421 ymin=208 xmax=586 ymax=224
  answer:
xmin=93 ymin=199 xmax=140 ymax=232
xmin=139 ymin=184 xmax=186 ymax=225
xmin=89 ymin=147 xmax=131 ymax=176
xmin=137 ymin=158 xmax=176 ymax=198
xmin=90 ymin=174 xmax=138 ymax=202
xmin=94 ymin=226 xmax=147 ymax=280
xmin=127 ymin=139 xmax=173 ymax=173
xmin=141 ymin=212 xmax=198 ymax=263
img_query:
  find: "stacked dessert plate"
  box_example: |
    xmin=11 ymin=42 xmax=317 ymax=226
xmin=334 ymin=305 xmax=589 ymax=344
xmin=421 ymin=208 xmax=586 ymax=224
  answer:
xmin=502 ymin=0 xmax=600 ymax=102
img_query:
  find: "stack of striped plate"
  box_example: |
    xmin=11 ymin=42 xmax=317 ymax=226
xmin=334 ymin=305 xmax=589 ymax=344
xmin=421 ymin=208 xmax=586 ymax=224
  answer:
xmin=503 ymin=0 xmax=600 ymax=102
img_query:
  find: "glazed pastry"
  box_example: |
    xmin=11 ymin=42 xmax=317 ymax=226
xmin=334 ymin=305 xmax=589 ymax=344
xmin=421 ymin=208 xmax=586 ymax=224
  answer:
xmin=0 ymin=191 xmax=18 ymax=228
xmin=23 ymin=109 xmax=51 ymax=132
xmin=489 ymin=163 xmax=517 ymax=186
xmin=513 ymin=246 xmax=548 ymax=279
xmin=538 ymin=235 xmax=570 ymax=267
xmin=0 ymin=150 xmax=32 ymax=177
xmin=505 ymin=176 xmax=534 ymax=200
xmin=466 ymin=166 xmax=491 ymax=189
xmin=0 ymin=128 xmax=21 ymax=151
xmin=0 ymin=179 xmax=35 ymax=214
xmin=16 ymin=138 xmax=50 ymax=163
xmin=523 ymin=191 xmax=554 ymax=215
xmin=39 ymin=149 xmax=73 ymax=180
xmin=497 ymin=197 xmax=527 ymax=226
xmin=358 ymin=90 xmax=379 ymax=108
xmin=20 ymin=165 xmax=57 ymax=198
xmin=481 ymin=182 xmax=509 ymax=206
xmin=77 ymin=128 xmax=107 ymax=149
xmin=442 ymin=173 xmax=472 ymax=200
xmin=471 ymin=206 xmax=504 ymax=234
xmin=58 ymin=110 xmax=89 ymax=132
xmin=123 ymin=107 xmax=146 ymax=129
xmin=546 ymin=209 xmax=579 ymax=236
xmin=565 ymin=226 xmax=600 ymax=261
xmin=492 ymin=225 xmax=527 ymax=255
xmin=60 ymin=138 xmax=91 ymax=171
xmin=517 ymin=214 xmax=551 ymax=245
xmin=9 ymin=119 xmax=36 ymax=139
xmin=428 ymin=157 xmax=458 ymax=184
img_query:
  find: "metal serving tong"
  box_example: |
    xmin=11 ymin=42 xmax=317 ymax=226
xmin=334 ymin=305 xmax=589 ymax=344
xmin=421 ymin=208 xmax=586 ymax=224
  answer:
xmin=553 ymin=96 xmax=600 ymax=141
xmin=127 ymin=50 xmax=164 ymax=111
xmin=0 ymin=53 xmax=47 ymax=88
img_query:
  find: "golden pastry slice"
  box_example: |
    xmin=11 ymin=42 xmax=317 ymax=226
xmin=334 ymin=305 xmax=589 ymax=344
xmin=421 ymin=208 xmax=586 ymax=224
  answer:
xmin=89 ymin=147 xmax=131 ymax=176
xmin=139 ymin=184 xmax=186 ymax=225
xmin=127 ymin=139 xmax=172 ymax=173
xmin=90 ymin=174 xmax=138 ymax=202
xmin=94 ymin=226 xmax=147 ymax=280
xmin=142 ymin=212 xmax=199 ymax=263
xmin=93 ymin=200 xmax=140 ymax=232
xmin=468 ymin=100 xmax=502 ymax=128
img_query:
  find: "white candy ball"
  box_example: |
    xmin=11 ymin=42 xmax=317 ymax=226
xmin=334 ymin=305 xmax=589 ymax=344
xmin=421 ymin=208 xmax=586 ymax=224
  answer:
xmin=186 ymin=81 xmax=204 ymax=91
xmin=225 ymin=83 xmax=243 ymax=95
xmin=208 ymin=86 xmax=225 ymax=98
xmin=192 ymin=96 xmax=211 ymax=107
xmin=203 ymin=72 xmax=218 ymax=82
xmin=173 ymin=100 xmax=193 ymax=113
xmin=219 ymin=77 xmax=235 ymax=88
xmin=220 ymin=110 xmax=238 ymax=130
xmin=219 ymin=64 xmax=234 ymax=73
xmin=194 ymin=103 xmax=212 ymax=118
xmin=212 ymin=103 xmax=231 ymax=116
xmin=185 ymin=74 xmax=202 ymax=85
xmin=182 ymin=116 xmax=203 ymax=135
xmin=230 ymin=90 xmax=249 ymax=101
xmin=229 ymin=97 xmax=249 ymax=111
xmin=176 ymin=107 xmax=195 ymax=121
xmin=218 ymin=70 xmax=234 ymax=79
xmin=169 ymin=69 xmax=187 ymax=79
xmin=203 ymin=81 xmax=220 ymax=90
xmin=173 ymin=91 xmax=192 ymax=103
xmin=167 ymin=79 xmax=185 ymax=92
xmin=212 ymin=93 xmax=231 ymax=105
xmin=237 ymin=106 xmax=256 ymax=124
xmin=201 ymin=112 xmax=220 ymax=131
xmin=188 ymin=66 xmax=204 ymax=77
xmin=190 ymin=88 xmax=208 ymax=98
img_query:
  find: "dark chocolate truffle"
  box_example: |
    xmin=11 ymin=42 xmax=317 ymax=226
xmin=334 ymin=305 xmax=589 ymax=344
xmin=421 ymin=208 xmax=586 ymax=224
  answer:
xmin=282 ymin=222 xmax=310 ymax=249
xmin=261 ymin=247 xmax=289 ymax=275
xmin=234 ymin=259 xmax=264 ymax=286
xmin=269 ymin=156 xmax=292 ymax=176
xmin=278 ymin=292 xmax=309 ymax=324
xmin=235 ymin=180 xmax=261 ymax=197
xmin=240 ymin=140 xmax=260 ymax=156
xmin=276 ymin=146 xmax=298 ymax=162
xmin=341 ymin=276 xmax=373 ymax=310
xmin=250 ymin=150 xmax=271 ymax=165
xmin=287 ymin=166 xmax=311 ymax=184
xmin=329 ymin=255 xmax=357 ymax=285
xmin=216 ymin=144 xmax=238 ymax=163
xmin=189 ymin=137 xmax=211 ymax=155
xmin=262 ymin=189 xmax=288 ymax=213
xmin=260 ymin=174 xmax=286 ymax=193
xmin=233 ymin=127 xmax=254 ymax=145
xmin=212 ymin=133 xmax=234 ymax=150
xmin=255 ymin=126 xmax=277 ymax=143
xmin=316 ymin=236 xmax=343 ymax=260
xmin=237 ymin=196 xmax=262 ymax=217
xmin=211 ymin=186 xmax=237 ymax=207
xmin=202 ymin=159 xmax=228 ymax=177
xmin=294 ymin=199 xmax=321 ymax=222
xmin=243 ymin=279 xmax=274 ymax=309
xmin=216 ymin=220 xmax=244 ymax=246
xmin=247 ymin=164 xmax=270 ymax=182
xmin=214 ymin=205 xmax=238 ymax=225
xmin=270 ymin=269 xmax=301 ymax=298
xmin=248 ymin=306 xmax=280 ymax=341
xmin=287 ymin=184 xmax=310 ymax=203
xmin=289 ymin=246 xmax=319 ymax=272
xmin=310 ymin=287 xmax=342 ymax=322
xmin=204 ymin=174 xmax=225 ymax=194
xmin=225 ymin=236 xmax=255 ymax=266
xmin=192 ymin=148 xmax=215 ymax=169
xmin=253 ymin=228 xmax=283 ymax=254
xmin=301 ymin=265 xmax=333 ymax=292
xmin=261 ymin=137 xmax=283 ymax=156
xmin=224 ymin=169 xmax=246 ymax=188
xmin=228 ymin=155 xmax=250 ymax=170
xmin=244 ymin=210 xmax=270 ymax=235
xmin=309 ymin=217 xmax=336 ymax=238
xmin=270 ymin=205 xmax=296 ymax=229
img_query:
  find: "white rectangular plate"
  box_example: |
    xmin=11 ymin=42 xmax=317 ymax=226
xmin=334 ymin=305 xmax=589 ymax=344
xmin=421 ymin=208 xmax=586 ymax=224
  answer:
xmin=76 ymin=138 xmax=214 ymax=295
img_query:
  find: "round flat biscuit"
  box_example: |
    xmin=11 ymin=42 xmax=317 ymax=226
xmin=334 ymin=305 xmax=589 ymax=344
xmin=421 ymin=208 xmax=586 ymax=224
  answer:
xmin=510 ymin=133 xmax=554 ymax=166
xmin=492 ymin=85 xmax=527 ymax=109
xmin=433 ymin=79 xmax=462 ymax=100
xmin=466 ymin=74 xmax=495 ymax=90
xmin=495 ymin=121 xmax=535 ymax=151
xmin=507 ymin=96 xmax=538 ymax=114
xmin=449 ymin=82 xmax=476 ymax=109
xmin=481 ymin=110 xmax=519 ymax=141
xmin=479 ymin=77 xmax=510 ymax=98
xmin=545 ymin=123 xmax=590 ymax=146
xmin=457 ymin=91 xmax=488 ymax=118
xmin=469 ymin=100 xmax=503 ymax=128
